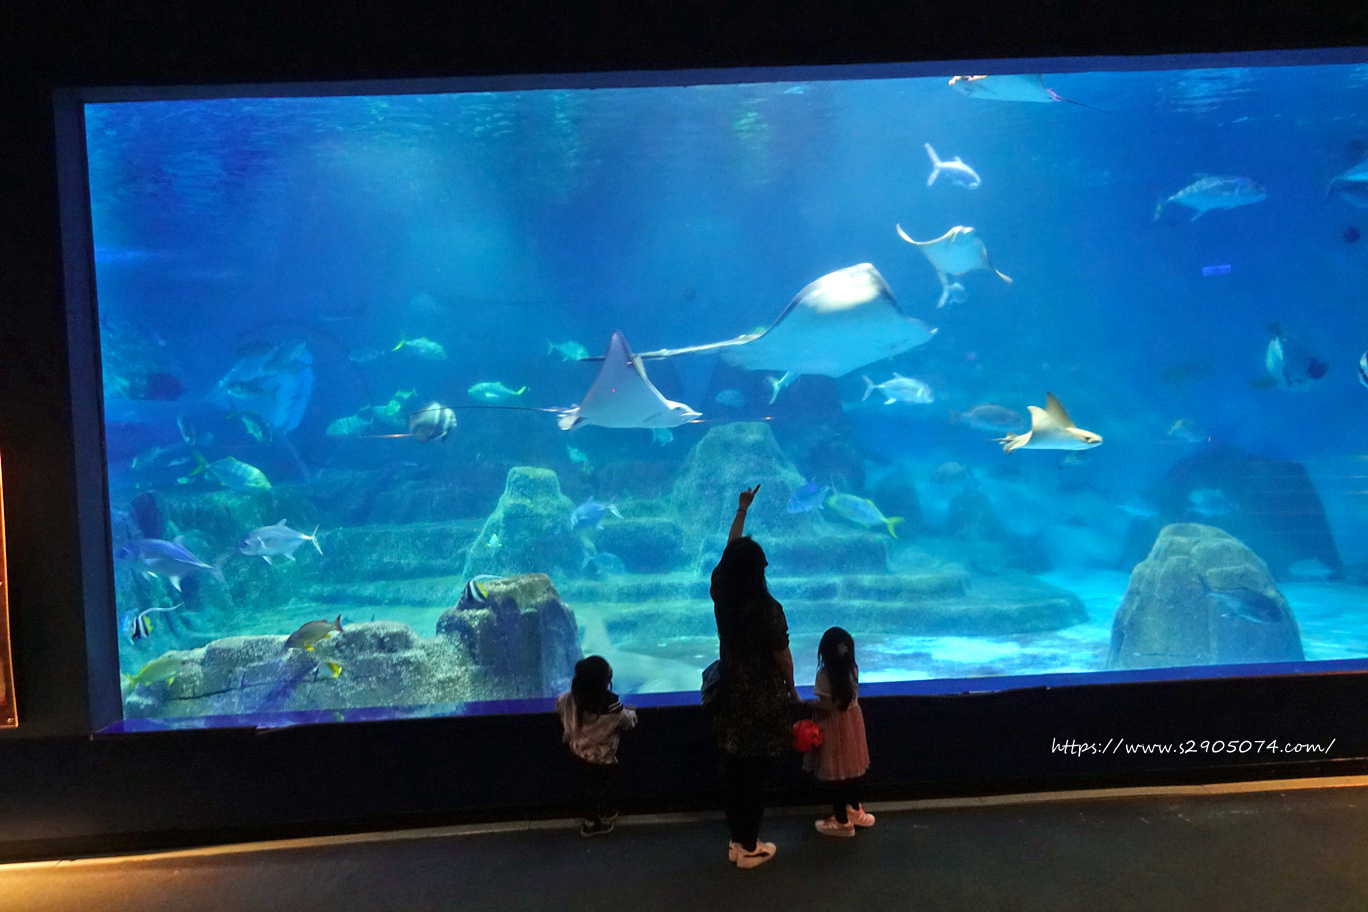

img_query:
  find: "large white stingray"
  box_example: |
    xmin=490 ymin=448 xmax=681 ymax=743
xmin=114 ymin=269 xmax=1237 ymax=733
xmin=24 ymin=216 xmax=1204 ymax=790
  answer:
xmin=633 ymin=263 xmax=936 ymax=378
xmin=556 ymin=331 xmax=702 ymax=431
xmin=896 ymin=224 xmax=1013 ymax=307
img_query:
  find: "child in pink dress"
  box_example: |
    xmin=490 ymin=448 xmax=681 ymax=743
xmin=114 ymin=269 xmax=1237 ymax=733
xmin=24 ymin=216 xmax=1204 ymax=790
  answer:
xmin=805 ymin=627 xmax=875 ymax=837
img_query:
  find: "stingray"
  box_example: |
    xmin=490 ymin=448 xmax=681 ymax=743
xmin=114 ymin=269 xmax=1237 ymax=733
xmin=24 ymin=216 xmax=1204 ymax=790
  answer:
xmin=948 ymin=74 xmax=1109 ymax=112
xmin=998 ymin=392 xmax=1103 ymax=453
xmin=555 ymin=331 xmax=702 ymax=430
xmin=632 ymin=263 xmax=936 ymax=379
xmin=896 ymin=224 xmax=1013 ymax=307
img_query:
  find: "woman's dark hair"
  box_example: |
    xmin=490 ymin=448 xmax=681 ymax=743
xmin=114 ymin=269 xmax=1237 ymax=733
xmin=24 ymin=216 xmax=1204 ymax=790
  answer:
xmin=817 ymin=626 xmax=857 ymax=711
xmin=711 ymin=536 xmax=770 ymax=608
xmin=571 ymin=655 xmax=613 ymax=722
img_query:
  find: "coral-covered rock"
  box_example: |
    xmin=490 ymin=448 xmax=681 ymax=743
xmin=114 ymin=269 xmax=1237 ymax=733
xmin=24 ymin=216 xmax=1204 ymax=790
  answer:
xmin=1108 ymin=523 xmax=1304 ymax=670
xmin=670 ymin=422 xmax=818 ymax=539
xmin=461 ymin=467 xmax=585 ymax=579
xmin=436 ymin=573 xmax=582 ymax=698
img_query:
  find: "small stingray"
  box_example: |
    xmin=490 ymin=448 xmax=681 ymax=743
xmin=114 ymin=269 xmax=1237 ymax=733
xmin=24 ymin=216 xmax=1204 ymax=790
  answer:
xmin=896 ymin=224 xmax=1013 ymax=308
xmin=556 ymin=331 xmax=702 ymax=430
xmin=948 ymin=74 xmax=1108 ymax=111
xmin=632 ymin=263 xmax=936 ymax=378
xmin=998 ymin=392 xmax=1102 ymax=452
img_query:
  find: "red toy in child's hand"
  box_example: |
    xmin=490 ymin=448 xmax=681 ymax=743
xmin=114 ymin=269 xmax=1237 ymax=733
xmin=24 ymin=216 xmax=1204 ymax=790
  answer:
xmin=793 ymin=719 xmax=823 ymax=752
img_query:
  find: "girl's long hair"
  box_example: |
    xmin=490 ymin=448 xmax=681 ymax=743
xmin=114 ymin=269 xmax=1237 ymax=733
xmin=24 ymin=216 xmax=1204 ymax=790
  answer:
xmin=570 ymin=655 xmax=613 ymax=723
xmin=817 ymin=627 xmax=857 ymax=711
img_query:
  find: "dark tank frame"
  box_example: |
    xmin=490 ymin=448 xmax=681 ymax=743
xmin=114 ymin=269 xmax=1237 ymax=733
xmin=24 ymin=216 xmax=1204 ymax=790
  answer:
xmin=1 ymin=0 xmax=1366 ymax=863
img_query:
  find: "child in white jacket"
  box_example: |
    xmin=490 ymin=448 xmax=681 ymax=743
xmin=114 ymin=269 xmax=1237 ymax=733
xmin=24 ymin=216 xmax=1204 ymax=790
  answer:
xmin=556 ymin=655 xmax=637 ymax=837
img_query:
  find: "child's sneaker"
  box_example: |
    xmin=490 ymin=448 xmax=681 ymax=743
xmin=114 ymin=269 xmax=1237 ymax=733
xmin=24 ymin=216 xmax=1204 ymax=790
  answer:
xmin=847 ymin=805 xmax=876 ymax=827
xmin=815 ymin=816 xmax=856 ymax=838
xmin=734 ymin=841 xmax=777 ymax=868
xmin=580 ymin=818 xmax=614 ymax=837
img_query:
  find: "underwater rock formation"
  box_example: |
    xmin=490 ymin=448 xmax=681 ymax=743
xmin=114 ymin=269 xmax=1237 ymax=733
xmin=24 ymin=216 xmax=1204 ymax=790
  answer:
xmin=436 ymin=573 xmax=581 ymax=698
xmin=670 ymin=422 xmax=820 ymax=539
xmin=1107 ymin=523 xmax=1304 ymax=670
xmin=121 ymin=620 xmax=477 ymax=719
xmin=461 ymin=467 xmax=586 ymax=579
xmin=1158 ymin=445 xmax=1342 ymax=580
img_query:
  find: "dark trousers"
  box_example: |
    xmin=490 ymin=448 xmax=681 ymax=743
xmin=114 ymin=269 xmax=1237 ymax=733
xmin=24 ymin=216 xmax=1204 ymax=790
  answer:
xmin=827 ymin=777 xmax=863 ymax=823
xmin=576 ymin=757 xmax=618 ymax=822
xmin=722 ymin=752 xmax=773 ymax=851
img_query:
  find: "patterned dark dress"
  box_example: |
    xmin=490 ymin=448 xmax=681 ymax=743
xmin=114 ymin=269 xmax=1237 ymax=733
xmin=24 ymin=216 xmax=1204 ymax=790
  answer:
xmin=711 ymin=580 xmax=793 ymax=758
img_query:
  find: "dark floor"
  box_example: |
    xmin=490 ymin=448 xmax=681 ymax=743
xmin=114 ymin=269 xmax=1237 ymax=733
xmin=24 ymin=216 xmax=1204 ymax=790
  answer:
xmin=4 ymin=784 xmax=1367 ymax=912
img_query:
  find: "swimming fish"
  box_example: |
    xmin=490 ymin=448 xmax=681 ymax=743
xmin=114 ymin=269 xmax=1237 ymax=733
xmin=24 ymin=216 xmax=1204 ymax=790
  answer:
xmin=862 ymin=373 xmax=934 ymax=405
xmin=950 ymin=404 xmax=1028 ymax=434
xmin=896 ymin=224 xmax=1012 ymax=308
xmin=548 ymin=340 xmax=590 ymax=361
xmin=461 ymin=575 xmax=503 ymax=604
xmin=1167 ymin=419 xmax=1207 ymax=443
xmin=997 ymin=393 xmax=1102 ymax=453
xmin=238 ymin=520 xmax=323 ymax=565
xmin=786 ymin=480 xmax=831 ymax=514
xmin=1359 ymin=351 xmax=1368 ymax=388
xmin=570 ymin=498 xmax=623 ymax=531
xmin=1261 ymin=323 xmax=1328 ymax=392
xmin=651 ymin=428 xmax=674 ymax=446
xmin=765 ymin=371 xmax=798 ymax=404
xmin=235 ymin=412 xmax=273 ymax=443
xmin=1205 ymin=588 xmax=1282 ymax=625
xmin=1187 ymin=488 xmax=1238 ymax=518
xmin=121 ymin=603 xmax=182 ymax=644
xmin=1287 ymin=557 xmax=1333 ymax=580
xmin=393 ymin=336 xmax=447 ymax=360
xmin=715 ymin=389 xmax=745 ymax=408
xmin=115 ymin=537 xmax=224 ymax=592
xmin=194 ymin=453 xmax=272 ymax=491
xmin=468 ymin=382 xmax=526 ymax=403
xmin=947 ymin=74 xmax=1105 ymax=111
xmin=326 ymin=413 xmax=373 ymax=437
xmin=176 ymin=415 xmax=198 ymax=446
xmin=122 ymin=655 xmax=185 ymax=692
xmin=825 ymin=493 xmax=904 ymax=538
xmin=285 ymin=616 xmax=342 ymax=651
xmin=583 ymin=551 xmax=627 ymax=577
xmin=924 ymin=143 xmax=981 ymax=189
xmin=408 ymin=401 xmax=457 ymax=442
xmin=1155 ymin=175 xmax=1266 ymax=221
xmin=486 ymin=533 xmax=503 ymax=551
xmin=1326 ymin=159 xmax=1368 ymax=208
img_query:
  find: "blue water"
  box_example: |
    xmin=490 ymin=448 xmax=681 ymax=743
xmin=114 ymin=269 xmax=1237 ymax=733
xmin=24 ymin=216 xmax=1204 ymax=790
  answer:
xmin=85 ymin=60 xmax=1368 ymax=728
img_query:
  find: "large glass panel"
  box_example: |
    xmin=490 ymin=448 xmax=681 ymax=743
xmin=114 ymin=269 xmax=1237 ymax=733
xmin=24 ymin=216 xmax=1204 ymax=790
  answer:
xmin=83 ymin=56 xmax=1368 ymax=730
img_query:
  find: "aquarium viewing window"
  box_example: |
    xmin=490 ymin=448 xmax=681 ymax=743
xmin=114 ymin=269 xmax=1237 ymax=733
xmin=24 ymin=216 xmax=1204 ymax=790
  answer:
xmin=62 ymin=49 xmax=1368 ymax=732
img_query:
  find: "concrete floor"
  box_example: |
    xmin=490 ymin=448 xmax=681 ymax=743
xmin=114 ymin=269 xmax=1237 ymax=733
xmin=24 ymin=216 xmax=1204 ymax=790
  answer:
xmin=4 ymin=778 xmax=1368 ymax=912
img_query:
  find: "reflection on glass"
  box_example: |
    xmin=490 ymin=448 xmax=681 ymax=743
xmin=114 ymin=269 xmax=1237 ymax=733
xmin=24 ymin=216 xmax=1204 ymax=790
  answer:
xmin=84 ymin=58 xmax=1368 ymax=730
